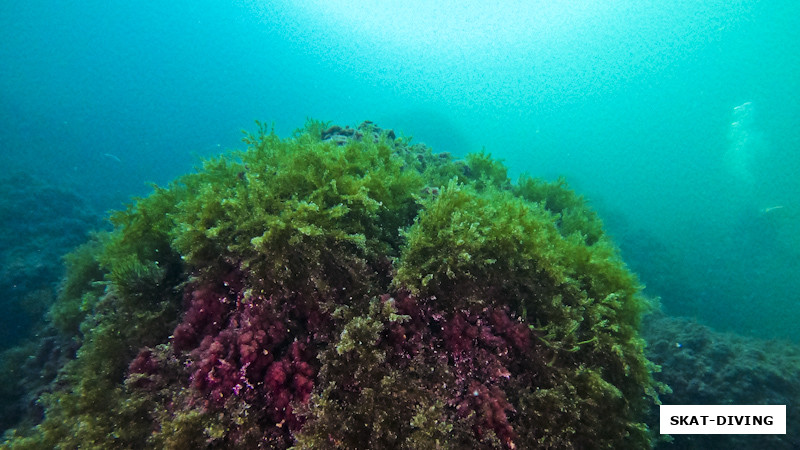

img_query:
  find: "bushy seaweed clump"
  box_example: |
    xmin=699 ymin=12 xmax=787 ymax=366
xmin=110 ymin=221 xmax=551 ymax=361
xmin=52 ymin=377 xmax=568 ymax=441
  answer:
xmin=2 ymin=121 xmax=661 ymax=449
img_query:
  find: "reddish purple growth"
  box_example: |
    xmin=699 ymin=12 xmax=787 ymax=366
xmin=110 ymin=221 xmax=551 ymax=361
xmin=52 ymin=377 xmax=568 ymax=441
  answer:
xmin=262 ymin=340 xmax=316 ymax=429
xmin=127 ymin=348 xmax=160 ymax=390
xmin=384 ymin=293 xmax=430 ymax=358
xmin=166 ymin=270 xmax=332 ymax=441
xmin=383 ymin=292 xmax=536 ymax=448
xmin=129 ymin=348 xmax=159 ymax=376
xmin=172 ymin=270 xmax=244 ymax=352
xmin=440 ymin=307 xmax=530 ymax=447
xmin=131 ymin=275 xmax=540 ymax=447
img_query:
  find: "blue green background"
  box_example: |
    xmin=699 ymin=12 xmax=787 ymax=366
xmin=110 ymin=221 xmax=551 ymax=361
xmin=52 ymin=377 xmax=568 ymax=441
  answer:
xmin=1 ymin=0 xmax=798 ymax=341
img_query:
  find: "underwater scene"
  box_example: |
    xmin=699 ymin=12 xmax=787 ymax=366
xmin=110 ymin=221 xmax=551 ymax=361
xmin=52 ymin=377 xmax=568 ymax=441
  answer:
xmin=0 ymin=1 xmax=797 ymax=448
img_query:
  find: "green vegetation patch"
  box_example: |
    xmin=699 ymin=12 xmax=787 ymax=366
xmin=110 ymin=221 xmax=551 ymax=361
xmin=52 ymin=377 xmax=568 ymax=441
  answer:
xmin=2 ymin=120 xmax=661 ymax=449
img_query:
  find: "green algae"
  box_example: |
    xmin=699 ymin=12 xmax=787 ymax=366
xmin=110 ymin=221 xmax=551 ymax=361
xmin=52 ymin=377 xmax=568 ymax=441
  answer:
xmin=393 ymin=176 xmax=657 ymax=447
xmin=1 ymin=120 xmax=661 ymax=449
xmin=170 ymin=121 xmax=422 ymax=296
xmin=295 ymin=298 xmax=457 ymax=450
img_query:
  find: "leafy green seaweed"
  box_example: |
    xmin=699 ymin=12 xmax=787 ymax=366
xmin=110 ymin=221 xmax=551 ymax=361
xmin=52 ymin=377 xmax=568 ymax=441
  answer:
xmin=2 ymin=120 xmax=661 ymax=449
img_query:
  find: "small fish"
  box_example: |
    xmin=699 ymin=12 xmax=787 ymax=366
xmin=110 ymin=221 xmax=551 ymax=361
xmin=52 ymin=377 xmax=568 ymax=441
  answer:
xmin=760 ymin=205 xmax=784 ymax=214
xmin=104 ymin=153 xmax=122 ymax=163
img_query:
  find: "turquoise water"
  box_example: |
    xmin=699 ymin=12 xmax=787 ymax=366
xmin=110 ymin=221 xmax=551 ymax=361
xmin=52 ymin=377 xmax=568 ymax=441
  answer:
xmin=0 ymin=0 xmax=800 ymax=449
xmin=2 ymin=1 xmax=798 ymax=346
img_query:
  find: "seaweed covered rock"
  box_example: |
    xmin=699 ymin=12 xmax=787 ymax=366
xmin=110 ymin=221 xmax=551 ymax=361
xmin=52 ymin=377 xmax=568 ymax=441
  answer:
xmin=0 ymin=173 xmax=103 ymax=348
xmin=2 ymin=121 xmax=661 ymax=449
xmin=0 ymin=173 xmax=103 ymax=433
xmin=644 ymin=313 xmax=800 ymax=450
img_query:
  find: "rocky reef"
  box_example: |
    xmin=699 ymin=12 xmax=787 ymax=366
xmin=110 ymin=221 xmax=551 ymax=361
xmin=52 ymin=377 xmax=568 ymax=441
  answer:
xmin=1 ymin=121 xmax=661 ymax=449
xmin=645 ymin=313 xmax=800 ymax=450
xmin=0 ymin=173 xmax=102 ymax=349
xmin=0 ymin=173 xmax=102 ymax=432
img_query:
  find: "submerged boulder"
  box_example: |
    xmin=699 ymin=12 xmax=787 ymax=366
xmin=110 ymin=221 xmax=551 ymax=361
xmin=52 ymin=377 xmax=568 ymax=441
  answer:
xmin=2 ymin=120 xmax=661 ymax=449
